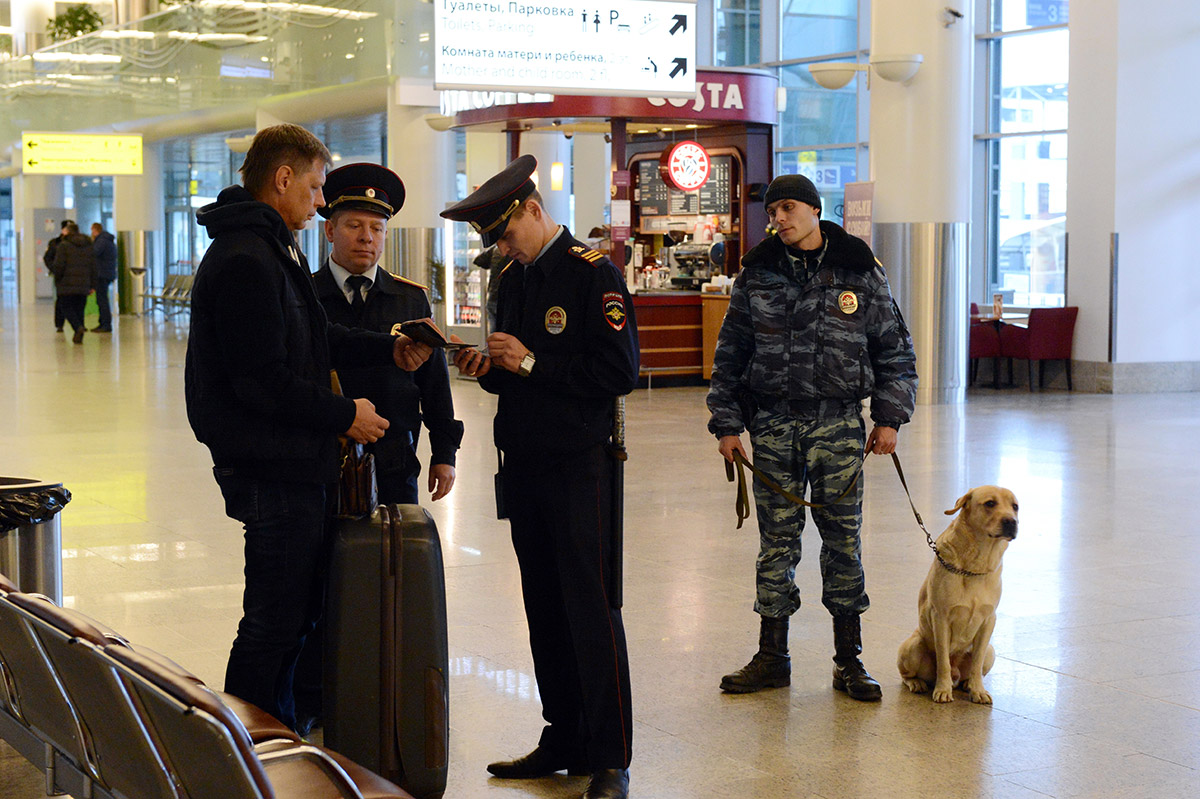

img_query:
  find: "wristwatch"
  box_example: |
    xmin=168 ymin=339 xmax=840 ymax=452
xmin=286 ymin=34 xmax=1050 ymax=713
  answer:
xmin=517 ymin=352 xmax=536 ymax=377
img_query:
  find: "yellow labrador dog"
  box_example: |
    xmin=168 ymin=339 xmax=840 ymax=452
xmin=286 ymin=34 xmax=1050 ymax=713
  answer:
xmin=897 ymin=486 xmax=1018 ymax=704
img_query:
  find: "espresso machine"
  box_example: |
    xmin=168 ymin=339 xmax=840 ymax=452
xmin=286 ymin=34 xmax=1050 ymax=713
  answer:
xmin=669 ymin=242 xmax=713 ymax=289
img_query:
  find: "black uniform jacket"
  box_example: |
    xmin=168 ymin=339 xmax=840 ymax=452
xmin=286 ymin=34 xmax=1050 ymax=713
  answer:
xmin=185 ymin=185 xmax=395 ymax=484
xmin=312 ymin=262 xmax=463 ymax=468
xmin=478 ymin=229 xmax=639 ymax=459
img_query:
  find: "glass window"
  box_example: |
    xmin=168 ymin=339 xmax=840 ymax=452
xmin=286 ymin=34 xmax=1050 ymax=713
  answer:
xmin=982 ymin=2 xmax=1068 ymax=308
xmin=776 ymin=147 xmax=858 ymax=222
xmin=715 ymin=0 xmax=761 ymax=66
xmin=988 ymin=133 xmax=1066 ymax=307
xmin=992 ymin=30 xmax=1068 ymax=134
xmin=778 ymin=61 xmax=858 ymax=148
xmin=780 ymin=0 xmax=857 ymax=61
xmin=992 ymin=0 xmax=1069 ymax=32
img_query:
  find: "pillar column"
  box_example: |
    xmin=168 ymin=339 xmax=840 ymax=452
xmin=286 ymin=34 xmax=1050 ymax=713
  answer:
xmin=11 ymin=0 xmax=54 ymax=56
xmin=1065 ymin=0 xmax=1200 ymax=392
xmin=388 ymin=80 xmax=456 ymax=331
xmin=12 ymin=174 xmax=66 ymax=305
xmin=113 ymin=141 xmax=164 ymax=314
xmin=572 ymin=133 xmax=612 ymax=239
xmin=113 ymin=0 xmax=155 ymax=25
xmin=519 ymin=132 xmax=573 ymax=232
xmin=868 ymin=0 xmax=973 ymax=405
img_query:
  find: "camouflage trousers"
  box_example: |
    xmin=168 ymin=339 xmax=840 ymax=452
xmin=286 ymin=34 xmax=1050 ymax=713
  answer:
xmin=747 ymin=410 xmax=869 ymax=618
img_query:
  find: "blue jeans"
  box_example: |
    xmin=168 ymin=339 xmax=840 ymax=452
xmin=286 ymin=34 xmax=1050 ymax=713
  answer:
xmin=95 ymin=279 xmax=113 ymax=329
xmin=214 ymin=469 xmax=326 ymax=730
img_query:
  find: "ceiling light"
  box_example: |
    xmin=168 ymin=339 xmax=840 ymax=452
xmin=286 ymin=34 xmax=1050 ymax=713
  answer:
xmin=32 ymin=53 xmax=122 ymax=64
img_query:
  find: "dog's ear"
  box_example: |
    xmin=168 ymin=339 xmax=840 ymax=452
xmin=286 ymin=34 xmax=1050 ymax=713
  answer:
xmin=945 ymin=490 xmax=972 ymax=516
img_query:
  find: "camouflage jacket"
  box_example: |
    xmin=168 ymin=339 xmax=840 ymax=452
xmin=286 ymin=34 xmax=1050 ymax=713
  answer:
xmin=707 ymin=221 xmax=917 ymax=438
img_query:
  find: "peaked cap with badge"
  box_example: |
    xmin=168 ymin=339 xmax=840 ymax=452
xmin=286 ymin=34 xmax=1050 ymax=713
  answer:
xmin=318 ymin=162 xmax=406 ymax=220
xmin=440 ymin=154 xmax=537 ymax=247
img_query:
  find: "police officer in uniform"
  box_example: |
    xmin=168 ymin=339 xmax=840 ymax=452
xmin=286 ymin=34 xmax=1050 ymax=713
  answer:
xmin=312 ymin=163 xmax=463 ymax=504
xmin=443 ymin=155 xmax=638 ymax=799
xmin=707 ymin=173 xmax=917 ymax=700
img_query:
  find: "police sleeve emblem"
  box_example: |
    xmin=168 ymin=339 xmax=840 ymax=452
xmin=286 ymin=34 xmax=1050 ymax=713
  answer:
xmin=603 ymin=291 xmax=627 ymax=331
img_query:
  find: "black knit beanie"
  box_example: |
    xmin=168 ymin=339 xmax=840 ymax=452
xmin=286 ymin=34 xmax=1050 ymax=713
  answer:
xmin=763 ymin=174 xmax=822 ymax=212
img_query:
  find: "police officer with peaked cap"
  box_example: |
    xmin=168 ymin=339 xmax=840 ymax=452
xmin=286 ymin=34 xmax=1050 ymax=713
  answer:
xmin=312 ymin=162 xmax=463 ymax=505
xmin=443 ymin=155 xmax=638 ymax=799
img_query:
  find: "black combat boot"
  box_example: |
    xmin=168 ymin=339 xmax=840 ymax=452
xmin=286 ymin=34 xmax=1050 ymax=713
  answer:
xmin=831 ymin=613 xmax=882 ymax=701
xmin=720 ymin=615 xmax=791 ymax=693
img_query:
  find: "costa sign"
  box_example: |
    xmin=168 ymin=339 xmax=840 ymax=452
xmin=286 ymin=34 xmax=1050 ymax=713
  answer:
xmin=447 ymin=68 xmax=778 ymax=128
xmin=659 ymin=141 xmax=710 ymax=191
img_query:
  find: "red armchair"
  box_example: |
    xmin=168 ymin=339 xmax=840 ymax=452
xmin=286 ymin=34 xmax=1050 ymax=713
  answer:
xmin=999 ymin=307 xmax=1079 ymax=391
xmin=968 ymin=302 xmax=1001 ymax=386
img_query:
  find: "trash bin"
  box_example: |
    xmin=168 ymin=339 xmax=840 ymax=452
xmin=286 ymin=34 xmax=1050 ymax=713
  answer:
xmin=0 ymin=477 xmax=71 ymax=604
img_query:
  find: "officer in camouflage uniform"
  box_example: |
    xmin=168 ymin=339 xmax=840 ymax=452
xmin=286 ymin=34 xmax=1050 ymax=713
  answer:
xmin=707 ymin=174 xmax=917 ymax=700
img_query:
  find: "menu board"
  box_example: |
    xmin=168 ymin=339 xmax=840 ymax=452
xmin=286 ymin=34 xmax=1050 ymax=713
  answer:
xmin=637 ymin=155 xmax=733 ymax=217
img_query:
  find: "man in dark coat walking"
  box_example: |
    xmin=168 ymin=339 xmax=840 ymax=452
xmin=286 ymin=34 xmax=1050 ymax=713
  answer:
xmin=44 ymin=219 xmax=71 ymax=332
xmin=51 ymin=222 xmax=97 ymax=344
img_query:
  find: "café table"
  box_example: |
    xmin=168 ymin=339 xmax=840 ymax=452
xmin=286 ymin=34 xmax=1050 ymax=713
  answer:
xmin=970 ymin=312 xmax=1029 ymax=388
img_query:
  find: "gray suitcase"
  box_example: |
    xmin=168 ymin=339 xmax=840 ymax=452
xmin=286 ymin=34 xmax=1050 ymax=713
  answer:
xmin=324 ymin=504 xmax=449 ymax=799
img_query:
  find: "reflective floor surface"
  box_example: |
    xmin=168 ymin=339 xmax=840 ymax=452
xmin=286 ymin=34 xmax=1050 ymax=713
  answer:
xmin=2 ymin=298 xmax=1200 ymax=798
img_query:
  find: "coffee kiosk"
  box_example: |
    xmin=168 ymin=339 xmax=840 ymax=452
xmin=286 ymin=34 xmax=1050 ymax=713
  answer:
xmin=445 ymin=67 xmax=778 ymax=383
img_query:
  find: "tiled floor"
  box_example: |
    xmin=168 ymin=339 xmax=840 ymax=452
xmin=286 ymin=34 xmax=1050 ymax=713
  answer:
xmin=3 ymin=297 xmax=1200 ymax=798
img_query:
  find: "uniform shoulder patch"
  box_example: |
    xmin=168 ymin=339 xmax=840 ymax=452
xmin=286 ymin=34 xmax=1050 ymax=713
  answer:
xmin=568 ymin=244 xmax=607 ymax=267
xmin=602 ymin=291 xmax=627 ymax=331
xmin=395 ymin=273 xmax=428 ymax=290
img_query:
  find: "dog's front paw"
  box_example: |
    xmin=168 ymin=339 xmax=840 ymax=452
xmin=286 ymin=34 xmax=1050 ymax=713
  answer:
xmin=969 ymin=687 xmax=993 ymax=705
xmin=932 ymin=683 xmax=955 ymax=703
xmin=902 ymin=678 xmax=929 ymax=694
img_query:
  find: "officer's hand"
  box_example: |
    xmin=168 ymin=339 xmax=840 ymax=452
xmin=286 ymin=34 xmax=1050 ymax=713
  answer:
xmin=718 ymin=435 xmax=748 ymax=463
xmin=866 ymin=425 xmax=898 ymax=455
xmin=450 ymin=335 xmax=491 ymax=377
xmin=428 ymin=463 xmax=456 ymax=501
xmin=486 ymin=332 xmax=530 ymax=373
xmin=346 ymin=398 xmax=389 ymax=444
xmin=393 ymin=334 xmax=433 ymax=371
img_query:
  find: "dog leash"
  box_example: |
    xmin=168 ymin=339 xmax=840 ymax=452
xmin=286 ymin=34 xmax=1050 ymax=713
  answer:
xmin=886 ymin=453 xmax=991 ymax=578
xmin=725 ymin=450 xmax=990 ymax=578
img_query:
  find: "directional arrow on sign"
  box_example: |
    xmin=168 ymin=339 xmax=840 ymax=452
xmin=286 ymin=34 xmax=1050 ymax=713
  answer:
xmin=670 ymin=14 xmax=687 ymax=34
xmin=670 ymin=57 xmax=687 ymax=78
xmin=27 ymin=159 xmax=38 ymax=167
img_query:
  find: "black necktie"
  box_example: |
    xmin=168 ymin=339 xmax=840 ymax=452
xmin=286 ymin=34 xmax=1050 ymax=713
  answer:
xmin=345 ymin=275 xmax=369 ymax=316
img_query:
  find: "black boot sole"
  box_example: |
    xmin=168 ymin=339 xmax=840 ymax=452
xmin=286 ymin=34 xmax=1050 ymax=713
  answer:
xmin=832 ymin=675 xmax=882 ymax=701
xmin=720 ymin=675 xmax=790 ymax=693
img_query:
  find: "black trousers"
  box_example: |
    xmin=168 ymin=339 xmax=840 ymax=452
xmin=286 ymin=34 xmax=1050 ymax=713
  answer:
xmin=503 ymin=445 xmax=633 ymax=770
xmin=214 ymin=472 xmax=326 ymax=732
xmin=59 ymin=294 xmax=87 ymax=333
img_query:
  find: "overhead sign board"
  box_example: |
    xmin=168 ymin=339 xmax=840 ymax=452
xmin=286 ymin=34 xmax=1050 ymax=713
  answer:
xmin=21 ymin=133 xmax=144 ymax=176
xmin=435 ymin=0 xmax=697 ymax=98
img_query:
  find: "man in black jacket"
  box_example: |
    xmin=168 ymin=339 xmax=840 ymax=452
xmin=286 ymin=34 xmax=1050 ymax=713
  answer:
xmin=445 ymin=156 xmax=639 ymax=799
xmin=312 ymin=163 xmax=463 ymax=504
xmin=51 ymin=221 xmax=97 ymax=344
xmin=184 ymin=124 xmax=431 ymax=732
xmin=44 ymin=219 xmax=71 ymax=332
xmin=90 ymin=223 xmax=117 ymax=332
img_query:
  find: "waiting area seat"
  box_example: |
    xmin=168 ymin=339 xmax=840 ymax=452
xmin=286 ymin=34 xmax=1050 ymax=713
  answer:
xmin=999 ymin=306 xmax=1079 ymax=391
xmin=141 ymin=273 xmax=194 ymax=316
xmin=0 ymin=571 xmax=415 ymax=799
